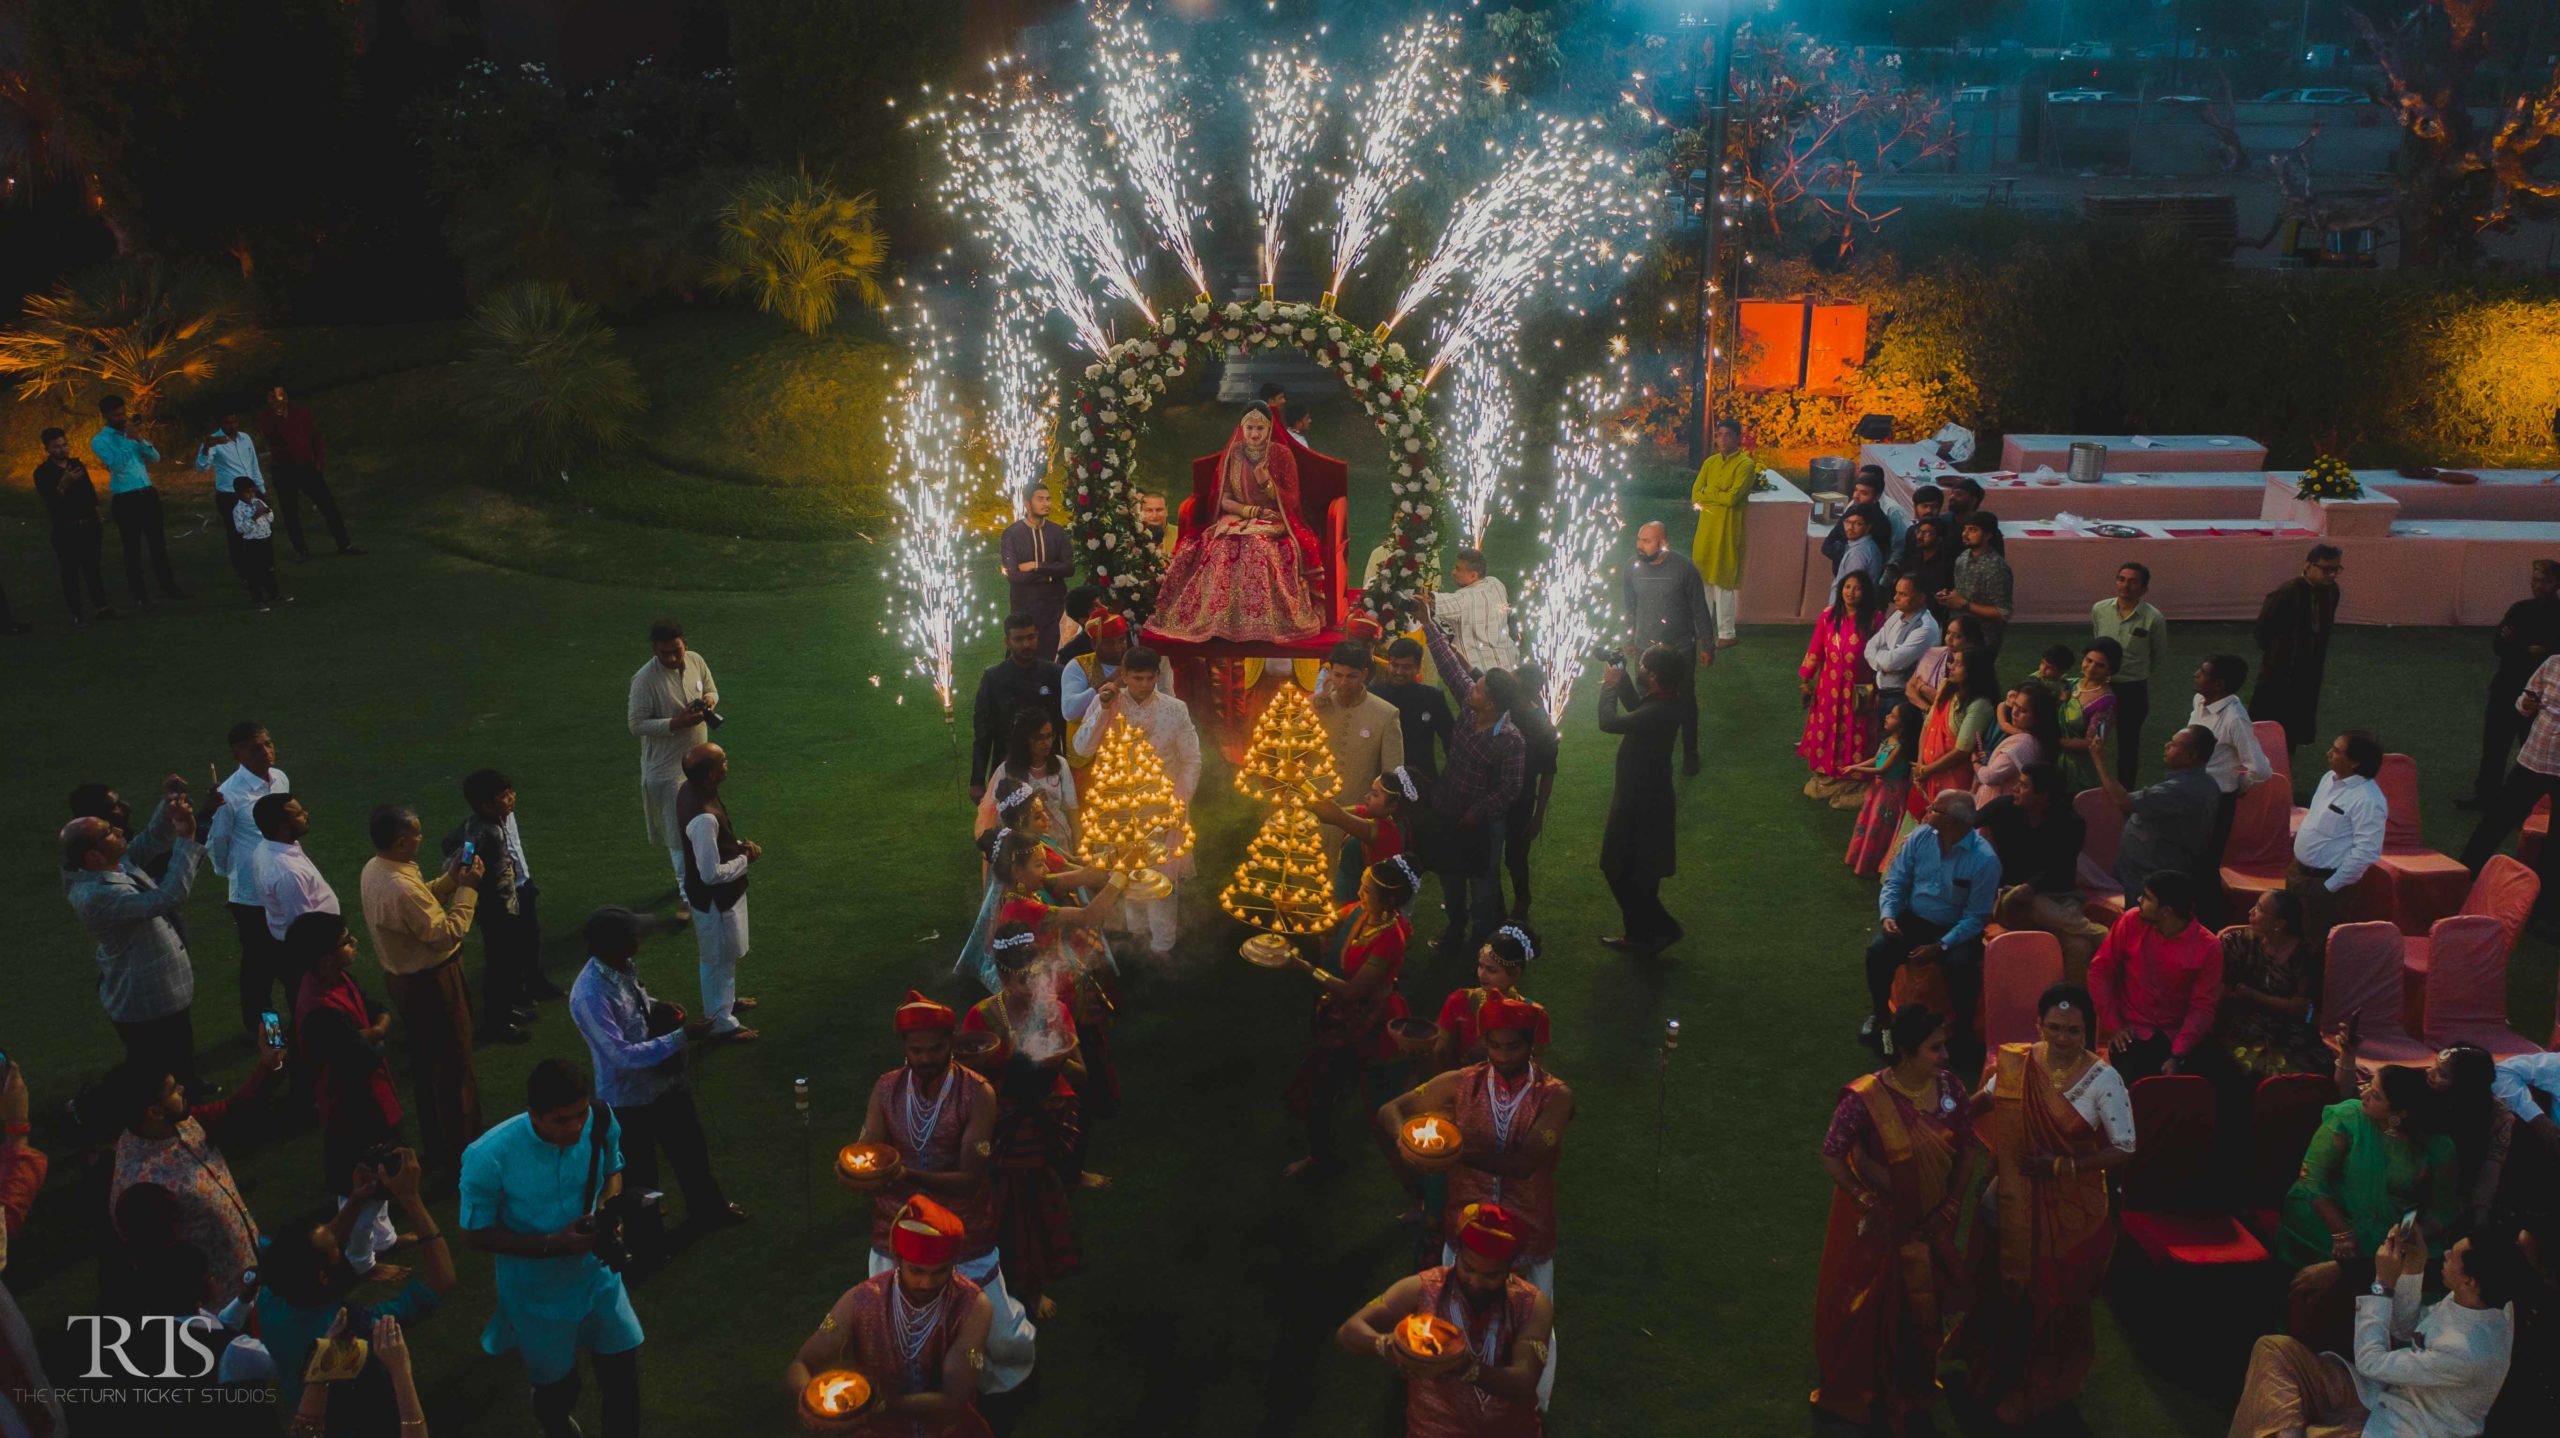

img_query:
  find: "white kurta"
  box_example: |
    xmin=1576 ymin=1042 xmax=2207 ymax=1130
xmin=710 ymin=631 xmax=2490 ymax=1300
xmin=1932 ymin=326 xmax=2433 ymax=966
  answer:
xmin=628 ymin=652 xmax=717 ymax=847
xmin=684 ymin=814 xmax=751 ymax=960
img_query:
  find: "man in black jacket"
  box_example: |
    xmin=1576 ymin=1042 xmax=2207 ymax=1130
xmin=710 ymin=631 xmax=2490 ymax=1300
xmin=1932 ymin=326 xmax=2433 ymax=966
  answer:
xmin=1622 ymin=521 xmax=1717 ymax=776
xmin=2462 ymin=558 xmax=2560 ymax=810
xmin=967 ymin=615 xmax=1064 ymax=804
xmin=33 ymin=426 xmax=112 ymax=627
xmin=1597 ymin=645 xmax=1686 ymax=956
xmin=998 ymin=484 xmax=1076 ymax=660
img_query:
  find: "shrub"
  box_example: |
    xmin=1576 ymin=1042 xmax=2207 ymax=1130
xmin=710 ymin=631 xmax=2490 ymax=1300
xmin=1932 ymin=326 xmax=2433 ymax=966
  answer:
xmin=707 ymin=169 xmax=888 ymax=335
xmin=459 ymin=282 xmax=645 ymax=475
xmin=0 ymin=261 xmax=262 ymax=416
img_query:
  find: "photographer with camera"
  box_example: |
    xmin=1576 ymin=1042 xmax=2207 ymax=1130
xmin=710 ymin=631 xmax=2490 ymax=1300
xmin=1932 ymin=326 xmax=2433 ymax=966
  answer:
xmin=460 ymin=1059 xmax=646 ymax=1438
xmin=628 ymin=618 xmax=722 ymax=881
xmin=570 ymin=905 xmax=748 ymax=1265
xmin=250 ymin=1143 xmax=454 ymax=1419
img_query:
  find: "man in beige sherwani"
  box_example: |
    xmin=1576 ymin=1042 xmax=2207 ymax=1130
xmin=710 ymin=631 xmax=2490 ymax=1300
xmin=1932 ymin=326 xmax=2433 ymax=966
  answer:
xmin=627 ymin=618 xmax=720 ymax=878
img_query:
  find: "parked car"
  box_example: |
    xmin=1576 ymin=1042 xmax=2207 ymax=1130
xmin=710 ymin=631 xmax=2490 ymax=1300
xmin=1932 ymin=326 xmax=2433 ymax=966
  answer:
xmin=2254 ymin=87 xmax=2366 ymax=104
xmin=1954 ymin=85 xmax=1999 ymax=104
xmin=2060 ymin=41 xmax=2116 ymax=60
xmin=2046 ymin=89 xmax=2119 ymax=103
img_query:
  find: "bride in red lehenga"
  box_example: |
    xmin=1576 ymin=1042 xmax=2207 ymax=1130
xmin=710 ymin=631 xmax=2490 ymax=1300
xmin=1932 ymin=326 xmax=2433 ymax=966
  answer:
xmin=1147 ymin=403 xmax=1326 ymax=643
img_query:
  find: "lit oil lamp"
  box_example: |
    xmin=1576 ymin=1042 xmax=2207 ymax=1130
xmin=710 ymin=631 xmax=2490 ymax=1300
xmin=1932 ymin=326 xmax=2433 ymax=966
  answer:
xmin=798 ymin=1367 xmax=876 ymax=1425
xmin=834 ymin=1142 xmax=903 ymax=1191
xmin=1391 ymin=1312 xmax=1469 ymax=1376
xmin=1398 ymin=1113 xmax=1462 ymax=1173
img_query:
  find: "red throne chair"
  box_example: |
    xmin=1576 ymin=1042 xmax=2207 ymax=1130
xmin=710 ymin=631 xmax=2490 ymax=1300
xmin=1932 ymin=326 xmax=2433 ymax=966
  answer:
xmin=1138 ymin=440 xmax=1351 ymax=662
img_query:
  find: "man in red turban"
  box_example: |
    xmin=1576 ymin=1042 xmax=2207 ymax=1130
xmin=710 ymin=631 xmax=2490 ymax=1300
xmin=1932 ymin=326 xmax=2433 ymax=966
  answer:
xmin=785 ymin=1193 xmax=997 ymax=1438
xmin=856 ymin=990 xmax=1037 ymax=1395
xmin=1059 ymin=602 xmax=1168 ymax=771
xmin=1336 ymin=1199 xmax=1555 ymax=1437
xmin=1380 ymin=997 xmax=1573 ymax=1297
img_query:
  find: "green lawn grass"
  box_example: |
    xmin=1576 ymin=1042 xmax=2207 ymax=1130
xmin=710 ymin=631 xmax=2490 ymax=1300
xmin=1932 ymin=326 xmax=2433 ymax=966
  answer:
xmin=1 ymin=318 xmax=2550 ymax=1437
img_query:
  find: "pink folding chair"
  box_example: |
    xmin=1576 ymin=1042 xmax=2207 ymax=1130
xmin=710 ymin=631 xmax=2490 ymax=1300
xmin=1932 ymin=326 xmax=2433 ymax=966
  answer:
xmin=1982 ymin=930 xmax=2064 ymax=1055
xmin=2371 ymin=754 xmax=2469 ymax=935
xmin=2403 ymin=855 xmax=2539 ymax=1016
xmin=2076 ymin=787 xmax=2124 ymax=899
xmin=2322 ymin=920 xmax=2434 ymax=1066
xmin=2119 ymin=1075 xmax=2267 ymax=1268
xmin=2524 ymin=796 xmax=2550 ymax=868
xmin=2255 ymin=720 xmax=2291 ymax=792
xmin=2419 ymin=913 xmax=2544 ymax=1057
xmin=2218 ymin=778 xmax=2294 ymax=917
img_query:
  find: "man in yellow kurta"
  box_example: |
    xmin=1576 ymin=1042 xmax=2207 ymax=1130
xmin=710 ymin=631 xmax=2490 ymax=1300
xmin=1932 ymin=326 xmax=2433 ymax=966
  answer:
xmin=1689 ymin=417 xmax=1754 ymax=646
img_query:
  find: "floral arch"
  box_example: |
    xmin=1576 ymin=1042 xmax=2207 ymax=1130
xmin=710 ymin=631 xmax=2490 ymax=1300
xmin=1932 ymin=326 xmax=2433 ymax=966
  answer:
xmin=1061 ymin=297 xmax=1445 ymax=629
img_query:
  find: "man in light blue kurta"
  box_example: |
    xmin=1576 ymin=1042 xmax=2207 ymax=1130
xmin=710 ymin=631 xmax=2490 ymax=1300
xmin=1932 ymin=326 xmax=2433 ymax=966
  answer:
xmin=460 ymin=1059 xmax=645 ymax=1434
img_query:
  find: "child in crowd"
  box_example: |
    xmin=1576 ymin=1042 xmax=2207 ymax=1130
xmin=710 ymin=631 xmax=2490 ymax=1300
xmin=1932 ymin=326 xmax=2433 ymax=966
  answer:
xmin=1843 ymin=703 xmax=1919 ymax=876
xmin=2029 ymin=644 xmax=2074 ymax=705
xmin=229 ymin=477 xmax=286 ymax=610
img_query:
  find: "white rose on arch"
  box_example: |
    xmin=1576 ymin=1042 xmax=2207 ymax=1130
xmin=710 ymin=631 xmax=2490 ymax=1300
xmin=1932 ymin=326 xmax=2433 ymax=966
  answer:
xmin=1191 ymin=301 xmax=1211 ymax=321
xmin=1118 ymin=369 xmax=1139 ymax=387
xmin=1224 ymin=302 xmax=1244 ymax=319
xmin=1387 ymin=343 xmax=1407 ymax=359
xmin=1168 ymin=339 xmax=1187 ymax=357
xmin=1254 ymin=300 xmax=1274 ymax=319
xmin=1403 ymin=438 xmax=1422 ymax=452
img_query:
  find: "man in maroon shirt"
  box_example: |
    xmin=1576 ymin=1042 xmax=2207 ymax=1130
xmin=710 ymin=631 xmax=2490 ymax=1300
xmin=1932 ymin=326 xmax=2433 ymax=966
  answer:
xmin=256 ymin=382 xmax=359 ymax=558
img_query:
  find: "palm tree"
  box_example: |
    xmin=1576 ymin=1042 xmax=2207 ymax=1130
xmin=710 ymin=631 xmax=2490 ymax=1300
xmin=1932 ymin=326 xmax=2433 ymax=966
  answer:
xmin=707 ymin=167 xmax=889 ymax=334
xmin=459 ymin=281 xmax=645 ymax=474
xmin=0 ymin=262 xmax=259 ymax=415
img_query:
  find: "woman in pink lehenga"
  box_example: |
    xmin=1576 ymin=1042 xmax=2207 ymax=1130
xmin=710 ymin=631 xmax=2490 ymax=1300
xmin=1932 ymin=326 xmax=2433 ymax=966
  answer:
xmin=1148 ymin=404 xmax=1325 ymax=643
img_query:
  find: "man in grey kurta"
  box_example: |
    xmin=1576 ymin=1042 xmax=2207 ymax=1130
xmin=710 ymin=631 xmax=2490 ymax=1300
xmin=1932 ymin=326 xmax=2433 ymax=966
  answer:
xmin=1622 ymin=520 xmax=1717 ymax=776
xmin=627 ymin=619 xmax=720 ymax=877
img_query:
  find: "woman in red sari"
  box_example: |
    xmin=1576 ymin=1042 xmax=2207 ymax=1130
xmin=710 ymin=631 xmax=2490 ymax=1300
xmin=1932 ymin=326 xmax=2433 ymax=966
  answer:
xmin=1813 ymin=1005 xmax=1976 ymax=1435
xmin=1283 ymin=855 xmax=1419 ymax=1181
xmin=1149 ymin=403 xmax=1325 ymax=643
xmin=1904 ymin=646 xmax=1995 ymax=823
xmin=1946 ymin=982 xmax=2135 ymax=1426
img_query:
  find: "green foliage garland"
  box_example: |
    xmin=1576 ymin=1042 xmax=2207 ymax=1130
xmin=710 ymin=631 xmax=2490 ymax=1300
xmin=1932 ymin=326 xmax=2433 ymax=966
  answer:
xmin=1062 ymin=298 xmax=1443 ymax=629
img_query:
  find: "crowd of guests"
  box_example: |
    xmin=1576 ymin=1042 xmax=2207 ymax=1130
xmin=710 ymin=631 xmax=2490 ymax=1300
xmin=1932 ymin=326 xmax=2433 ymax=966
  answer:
xmin=1780 ymin=511 xmax=2560 ymax=1436
xmin=8 ymin=387 xmax=359 ymax=635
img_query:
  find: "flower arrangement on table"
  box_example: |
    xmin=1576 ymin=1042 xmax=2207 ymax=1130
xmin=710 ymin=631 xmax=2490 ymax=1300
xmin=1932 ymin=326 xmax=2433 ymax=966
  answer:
xmin=1061 ymin=297 xmax=1445 ymax=631
xmin=2293 ymin=454 xmax=2364 ymax=501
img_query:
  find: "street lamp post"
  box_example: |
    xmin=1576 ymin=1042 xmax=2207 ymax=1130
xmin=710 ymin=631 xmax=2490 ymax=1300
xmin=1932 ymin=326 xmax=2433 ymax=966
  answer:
xmin=1687 ymin=0 xmax=1738 ymax=467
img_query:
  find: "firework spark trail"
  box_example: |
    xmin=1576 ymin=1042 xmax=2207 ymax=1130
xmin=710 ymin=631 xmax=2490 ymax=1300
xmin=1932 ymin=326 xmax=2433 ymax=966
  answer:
xmin=1441 ymin=355 xmax=1520 ymax=548
xmin=1325 ymin=14 xmax=1464 ymax=300
xmin=986 ymin=291 xmax=1053 ymax=515
xmin=1248 ymin=41 xmax=1330 ymax=292
xmin=1426 ymin=148 xmax=1652 ymax=383
xmin=935 ymin=86 xmax=1113 ymax=356
xmin=1391 ymin=116 xmax=1620 ymax=329
xmin=933 ymin=74 xmax=1153 ymax=355
xmin=883 ymin=305 xmax=987 ymax=717
xmin=1522 ymin=371 xmax=1630 ymax=726
xmin=1091 ymin=3 xmax=1210 ymax=297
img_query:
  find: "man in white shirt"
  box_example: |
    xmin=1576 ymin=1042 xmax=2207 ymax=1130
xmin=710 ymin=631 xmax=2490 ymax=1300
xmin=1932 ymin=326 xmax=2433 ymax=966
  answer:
xmin=2188 ymin=653 xmax=2275 ymax=861
xmin=2490 ymin=1051 xmax=2560 ymax=1132
xmin=627 ymin=618 xmax=720 ymax=878
xmin=207 ymin=721 xmax=289 ymax=1040
xmin=2292 ymin=730 xmax=2390 ymax=960
xmin=2226 ymin=1224 xmax=2517 ymax=1438
xmin=252 ymin=793 xmax=339 ymax=1010
xmin=192 ymin=413 xmax=263 ymax=567
xmin=677 ymin=743 xmax=759 ymax=1041
xmin=1070 ymin=647 xmax=1199 ymax=956
xmin=1057 ymin=609 xmax=1173 ymax=766
xmin=1863 ymin=575 xmax=1940 ymax=700
xmin=1433 ymin=549 xmax=1520 ymax=675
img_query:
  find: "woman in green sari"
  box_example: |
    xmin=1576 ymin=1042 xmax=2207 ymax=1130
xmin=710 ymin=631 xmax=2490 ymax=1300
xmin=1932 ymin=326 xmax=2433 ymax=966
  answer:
xmin=2275 ymin=1063 xmax=2456 ymax=1349
xmin=2055 ymin=639 xmax=2119 ymax=793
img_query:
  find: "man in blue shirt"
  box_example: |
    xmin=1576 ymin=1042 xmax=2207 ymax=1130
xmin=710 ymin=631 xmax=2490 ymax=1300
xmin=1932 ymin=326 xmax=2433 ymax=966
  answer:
xmin=460 ymin=1060 xmax=644 ymax=1438
xmin=1863 ymin=791 xmax=2000 ymax=1060
xmin=91 ymin=395 xmax=183 ymax=604
xmin=567 ymin=906 xmax=745 ymax=1260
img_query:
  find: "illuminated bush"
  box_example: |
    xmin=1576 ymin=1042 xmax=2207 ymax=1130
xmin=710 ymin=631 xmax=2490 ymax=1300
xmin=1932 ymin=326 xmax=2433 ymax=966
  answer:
xmin=0 ymin=262 xmax=261 ymax=416
xmin=707 ymin=169 xmax=889 ymax=336
xmin=2427 ymin=296 xmax=2560 ymax=460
